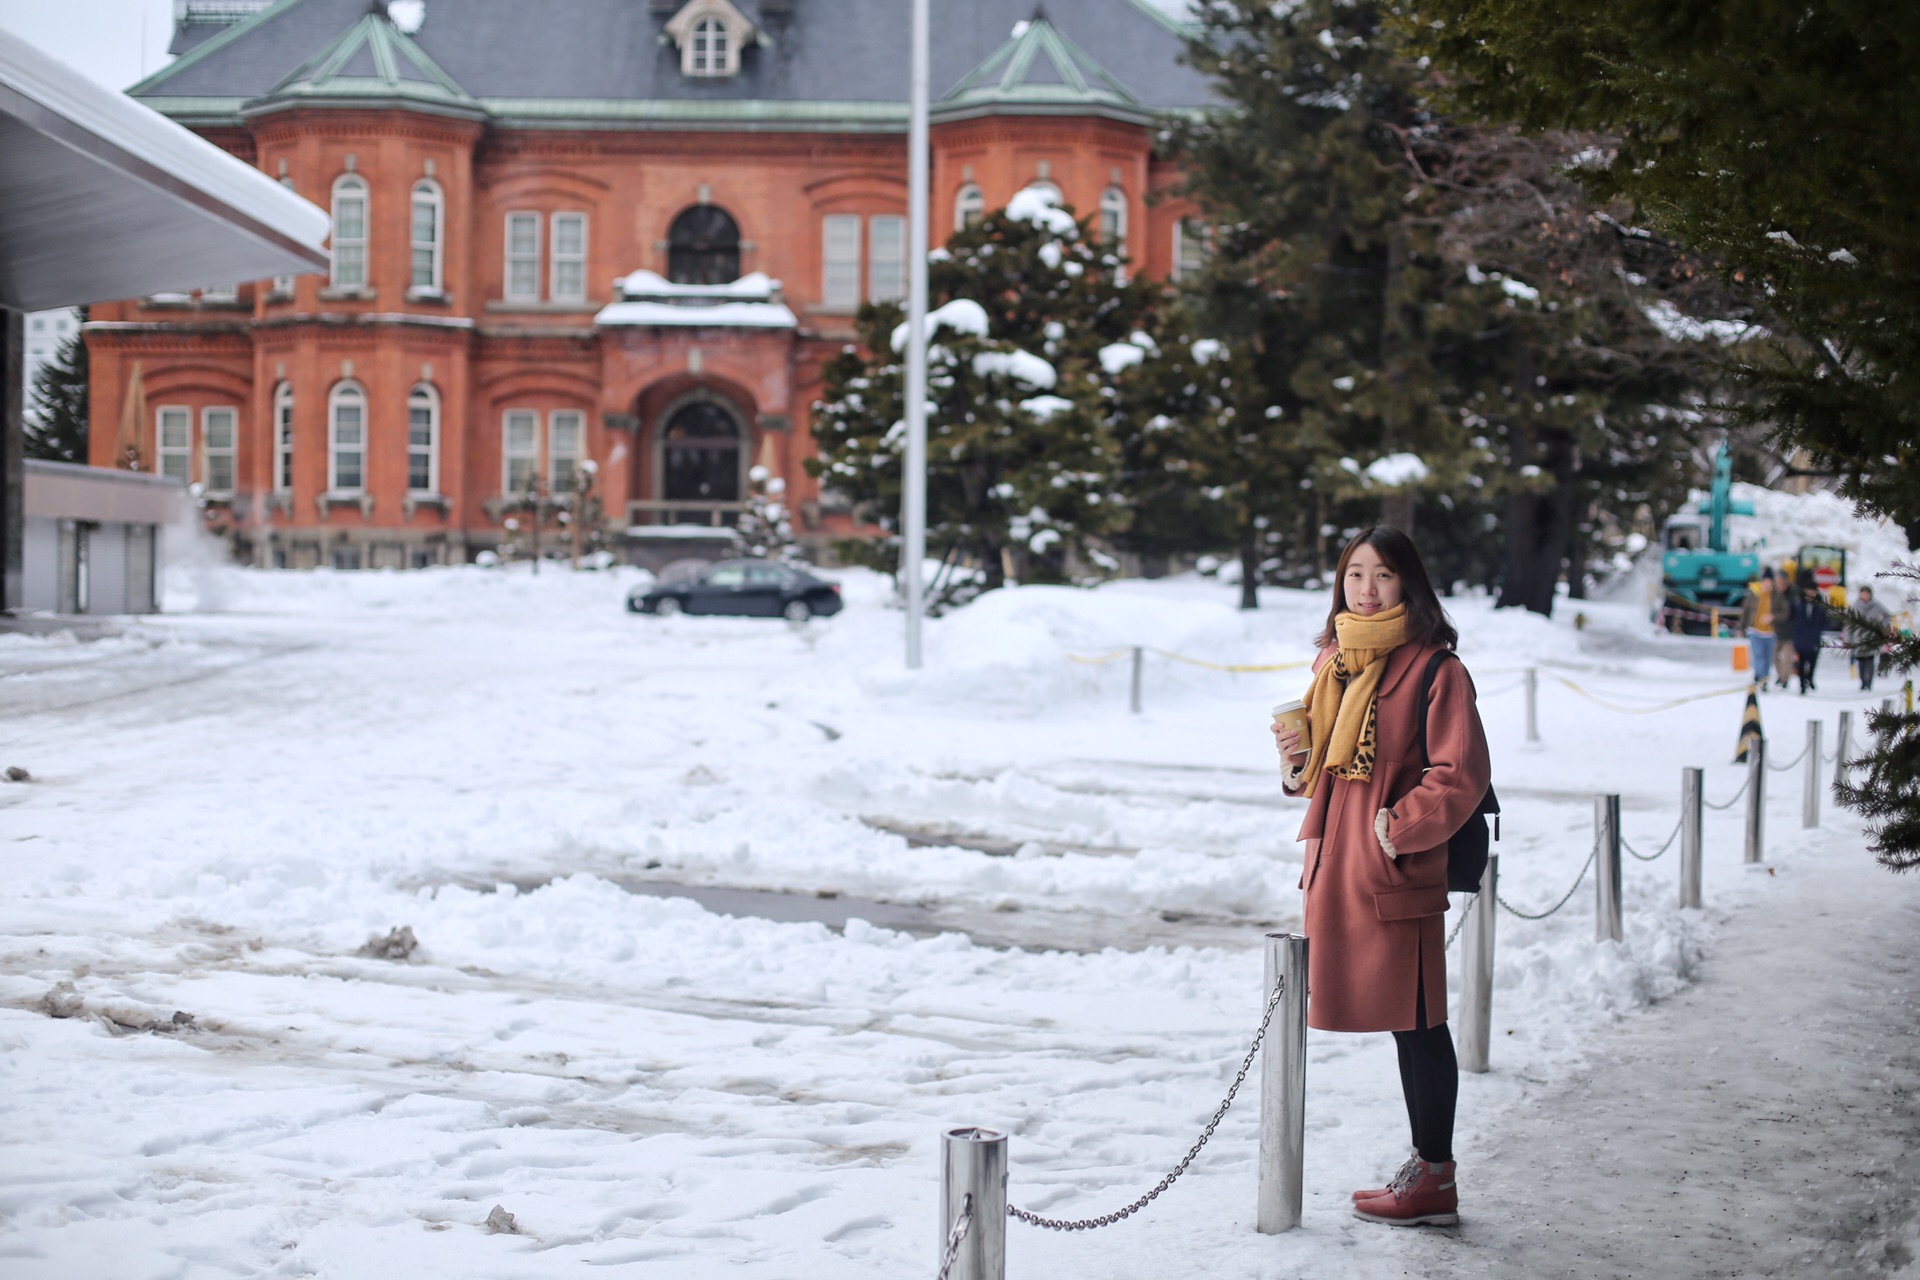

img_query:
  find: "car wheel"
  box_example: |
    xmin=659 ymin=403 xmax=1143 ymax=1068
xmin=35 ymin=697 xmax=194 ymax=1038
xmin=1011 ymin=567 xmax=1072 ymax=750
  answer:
xmin=782 ymin=599 xmax=812 ymax=623
xmin=654 ymin=596 xmax=683 ymax=617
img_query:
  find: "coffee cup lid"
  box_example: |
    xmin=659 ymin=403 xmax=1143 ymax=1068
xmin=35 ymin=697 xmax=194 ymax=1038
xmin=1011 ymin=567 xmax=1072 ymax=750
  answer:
xmin=1271 ymin=698 xmax=1305 ymax=714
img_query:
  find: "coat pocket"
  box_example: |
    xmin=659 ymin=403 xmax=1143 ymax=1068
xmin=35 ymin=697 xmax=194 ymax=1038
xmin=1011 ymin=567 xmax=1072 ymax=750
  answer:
xmin=1373 ymin=884 xmax=1450 ymax=922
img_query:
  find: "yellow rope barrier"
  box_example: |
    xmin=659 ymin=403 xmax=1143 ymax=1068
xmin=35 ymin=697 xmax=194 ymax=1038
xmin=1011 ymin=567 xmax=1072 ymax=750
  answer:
xmin=1064 ymin=648 xmax=1133 ymax=666
xmin=1148 ymin=648 xmax=1313 ymax=674
xmin=1544 ymin=673 xmax=1753 ymax=714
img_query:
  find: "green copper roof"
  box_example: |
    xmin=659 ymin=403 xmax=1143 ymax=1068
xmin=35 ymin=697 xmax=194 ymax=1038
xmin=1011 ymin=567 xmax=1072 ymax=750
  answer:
xmin=242 ymin=10 xmax=485 ymax=119
xmin=936 ymin=17 xmax=1147 ymax=122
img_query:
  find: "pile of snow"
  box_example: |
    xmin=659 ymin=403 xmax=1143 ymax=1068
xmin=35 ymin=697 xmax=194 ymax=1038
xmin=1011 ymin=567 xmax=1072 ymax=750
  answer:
xmin=1725 ymin=482 xmax=1913 ymax=602
xmin=889 ymin=297 xmax=990 ymax=353
xmin=1006 ymin=185 xmax=1079 ymax=237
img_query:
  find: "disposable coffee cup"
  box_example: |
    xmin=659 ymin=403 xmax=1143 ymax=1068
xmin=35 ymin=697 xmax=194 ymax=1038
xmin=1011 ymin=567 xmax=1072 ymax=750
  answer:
xmin=1271 ymin=699 xmax=1310 ymax=753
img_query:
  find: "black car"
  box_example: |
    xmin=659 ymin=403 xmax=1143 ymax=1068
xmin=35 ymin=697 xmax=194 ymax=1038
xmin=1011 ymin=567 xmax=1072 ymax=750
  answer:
xmin=627 ymin=559 xmax=844 ymax=621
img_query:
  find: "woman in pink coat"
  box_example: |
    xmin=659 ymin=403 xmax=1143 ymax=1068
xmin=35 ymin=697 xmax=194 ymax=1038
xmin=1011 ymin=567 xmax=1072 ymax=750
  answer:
xmin=1272 ymin=527 xmax=1492 ymax=1227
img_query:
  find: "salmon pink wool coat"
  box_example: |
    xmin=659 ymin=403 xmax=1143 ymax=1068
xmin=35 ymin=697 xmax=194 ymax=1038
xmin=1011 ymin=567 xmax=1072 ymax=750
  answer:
xmin=1286 ymin=642 xmax=1492 ymax=1033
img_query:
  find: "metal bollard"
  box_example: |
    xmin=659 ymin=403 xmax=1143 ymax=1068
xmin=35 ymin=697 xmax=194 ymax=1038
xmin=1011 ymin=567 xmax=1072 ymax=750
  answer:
xmin=1524 ymin=667 xmax=1540 ymax=744
xmin=1744 ymin=737 xmax=1767 ymax=863
xmin=1802 ymin=720 xmax=1822 ymax=829
xmin=1457 ymin=858 xmax=1498 ymax=1074
xmin=1882 ymin=697 xmax=1895 ymax=748
xmin=940 ymin=1127 xmax=1006 ymax=1280
xmin=1836 ymin=710 xmax=1853 ymax=785
xmin=1595 ymin=794 xmax=1622 ymax=942
xmin=1680 ymin=767 xmax=1703 ymax=909
xmin=1257 ymin=933 xmax=1308 ymax=1234
xmin=1129 ymin=646 xmax=1143 ymax=715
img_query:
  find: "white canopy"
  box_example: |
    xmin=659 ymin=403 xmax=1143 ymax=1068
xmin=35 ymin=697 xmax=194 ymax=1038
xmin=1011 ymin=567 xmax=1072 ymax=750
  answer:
xmin=0 ymin=27 xmax=330 ymax=311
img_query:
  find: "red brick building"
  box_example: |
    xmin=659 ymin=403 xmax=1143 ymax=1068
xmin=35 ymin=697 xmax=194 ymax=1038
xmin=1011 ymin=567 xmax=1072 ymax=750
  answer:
xmin=89 ymin=0 xmax=1212 ymax=568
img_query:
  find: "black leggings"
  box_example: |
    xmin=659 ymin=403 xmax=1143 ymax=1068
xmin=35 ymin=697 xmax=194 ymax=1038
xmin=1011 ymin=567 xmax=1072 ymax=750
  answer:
xmin=1391 ymin=955 xmax=1457 ymax=1164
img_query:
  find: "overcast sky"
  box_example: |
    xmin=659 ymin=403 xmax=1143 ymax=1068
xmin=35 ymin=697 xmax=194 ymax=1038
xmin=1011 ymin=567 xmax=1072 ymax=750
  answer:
xmin=0 ymin=0 xmax=177 ymax=92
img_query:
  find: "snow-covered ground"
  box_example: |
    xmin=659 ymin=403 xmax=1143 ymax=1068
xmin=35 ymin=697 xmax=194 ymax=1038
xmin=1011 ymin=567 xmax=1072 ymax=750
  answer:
xmin=0 ymin=552 xmax=1894 ymax=1278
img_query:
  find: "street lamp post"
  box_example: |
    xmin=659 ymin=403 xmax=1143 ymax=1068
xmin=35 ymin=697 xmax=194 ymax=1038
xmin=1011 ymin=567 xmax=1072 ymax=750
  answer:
xmin=903 ymin=0 xmax=930 ymax=668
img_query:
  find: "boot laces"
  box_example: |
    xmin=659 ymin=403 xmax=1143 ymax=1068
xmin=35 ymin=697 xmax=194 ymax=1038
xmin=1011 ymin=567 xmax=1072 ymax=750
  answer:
xmin=1387 ymin=1158 xmax=1426 ymax=1199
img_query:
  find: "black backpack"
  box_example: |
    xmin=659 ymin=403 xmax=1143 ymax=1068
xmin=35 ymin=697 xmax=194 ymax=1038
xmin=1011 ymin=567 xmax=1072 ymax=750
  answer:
xmin=1414 ymin=649 xmax=1501 ymax=894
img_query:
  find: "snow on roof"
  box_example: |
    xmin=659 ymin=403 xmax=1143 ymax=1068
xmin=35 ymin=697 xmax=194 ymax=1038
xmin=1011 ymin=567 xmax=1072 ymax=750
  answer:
xmin=615 ymin=269 xmax=783 ymax=301
xmin=595 ymin=298 xmax=797 ymax=328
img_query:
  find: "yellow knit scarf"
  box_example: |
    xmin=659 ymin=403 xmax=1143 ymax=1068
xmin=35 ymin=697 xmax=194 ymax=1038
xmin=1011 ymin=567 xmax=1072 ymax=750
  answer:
xmin=1298 ymin=604 xmax=1411 ymax=798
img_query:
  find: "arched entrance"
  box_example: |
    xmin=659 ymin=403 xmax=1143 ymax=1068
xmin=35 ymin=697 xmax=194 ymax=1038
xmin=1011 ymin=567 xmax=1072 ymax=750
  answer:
xmin=658 ymin=397 xmax=744 ymax=523
xmin=668 ymin=205 xmax=741 ymax=284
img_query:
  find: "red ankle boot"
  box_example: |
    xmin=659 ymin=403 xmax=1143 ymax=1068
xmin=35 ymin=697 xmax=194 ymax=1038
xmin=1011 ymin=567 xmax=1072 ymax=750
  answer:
xmin=1351 ymin=1153 xmax=1419 ymax=1202
xmin=1352 ymin=1158 xmax=1458 ymax=1226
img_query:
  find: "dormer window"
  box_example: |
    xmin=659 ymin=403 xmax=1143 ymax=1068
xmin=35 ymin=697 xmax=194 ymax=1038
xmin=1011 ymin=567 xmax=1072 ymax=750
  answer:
xmin=692 ymin=17 xmax=728 ymax=74
xmin=665 ymin=0 xmax=754 ymax=77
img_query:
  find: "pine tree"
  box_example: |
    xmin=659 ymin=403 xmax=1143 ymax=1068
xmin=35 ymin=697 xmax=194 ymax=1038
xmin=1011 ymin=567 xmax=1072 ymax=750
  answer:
xmin=737 ymin=464 xmax=801 ymax=562
xmin=807 ymin=194 xmax=1159 ymax=594
xmin=26 ymin=311 xmax=88 ymax=463
xmin=1169 ymin=1 xmax=1748 ymax=610
xmin=1404 ymin=1 xmax=1920 ymax=542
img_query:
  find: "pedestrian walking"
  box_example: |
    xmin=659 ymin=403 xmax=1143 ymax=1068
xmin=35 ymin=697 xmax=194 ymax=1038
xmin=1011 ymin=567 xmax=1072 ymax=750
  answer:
xmin=1848 ymin=584 xmax=1893 ymax=691
xmin=1789 ymin=568 xmax=1827 ymax=694
xmin=1770 ymin=566 xmax=1796 ymax=689
xmin=1741 ymin=569 xmax=1778 ymax=687
xmin=1271 ymin=526 xmax=1491 ymax=1228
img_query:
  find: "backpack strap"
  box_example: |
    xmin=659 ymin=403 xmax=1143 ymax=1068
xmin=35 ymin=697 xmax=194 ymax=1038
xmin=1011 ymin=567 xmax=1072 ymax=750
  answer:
xmin=1415 ymin=648 xmax=1502 ymax=835
xmin=1413 ymin=648 xmax=1452 ymax=770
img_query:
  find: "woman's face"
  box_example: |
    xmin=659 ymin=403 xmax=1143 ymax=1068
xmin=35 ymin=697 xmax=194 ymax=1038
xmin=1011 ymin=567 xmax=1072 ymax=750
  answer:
xmin=1343 ymin=543 xmax=1404 ymax=617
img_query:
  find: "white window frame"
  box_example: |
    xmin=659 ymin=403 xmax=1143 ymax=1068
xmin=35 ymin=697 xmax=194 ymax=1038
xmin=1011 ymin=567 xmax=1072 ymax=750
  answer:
xmin=410 ymin=179 xmax=444 ymax=292
xmin=822 ymin=213 xmax=861 ymax=310
xmin=202 ymin=406 xmax=237 ymax=495
xmin=329 ymin=381 xmax=367 ymax=494
xmin=550 ymin=212 xmax=588 ymax=304
xmin=273 ymin=381 xmax=294 ymax=492
xmin=331 ymin=175 xmax=369 ymax=289
xmin=869 ymin=214 xmax=906 ymax=303
xmin=157 ymin=406 xmax=191 ymax=483
xmin=954 ymin=182 xmax=984 ymax=232
xmin=505 ymin=212 xmax=542 ymax=302
xmin=407 ymin=384 xmax=440 ymax=495
xmin=691 ymin=16 xmax=731 ymax=75
xmin=1100 ymin=186 xmax=1129 ymax=282
xmin=503 ymin=409 xmax=540 ymax=493
xmin=548 ymin=410 xmax=584 ymax=491
xmin=1174 ymin=218 xmax=1211 ymax=282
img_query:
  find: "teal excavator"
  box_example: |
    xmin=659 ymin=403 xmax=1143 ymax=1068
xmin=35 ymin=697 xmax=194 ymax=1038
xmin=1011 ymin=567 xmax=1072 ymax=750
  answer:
xmin=1659 ymin=442 xmax=1759 ymax=634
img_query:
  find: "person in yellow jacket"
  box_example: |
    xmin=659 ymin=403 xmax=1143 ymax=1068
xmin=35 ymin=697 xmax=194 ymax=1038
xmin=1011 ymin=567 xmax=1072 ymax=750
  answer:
xmin=1739 ymin=569 xmax=1778 ymax=685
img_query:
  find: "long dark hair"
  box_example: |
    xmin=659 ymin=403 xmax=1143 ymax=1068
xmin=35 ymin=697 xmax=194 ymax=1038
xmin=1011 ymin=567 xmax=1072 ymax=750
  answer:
xmin=1314 ymin=526 xmax=1458 ymax=651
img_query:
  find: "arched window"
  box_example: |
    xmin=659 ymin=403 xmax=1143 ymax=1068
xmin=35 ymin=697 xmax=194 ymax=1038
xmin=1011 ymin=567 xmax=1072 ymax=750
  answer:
xmin=273 ymin=382 xmax=294 ymax=492
xmin=410 ymin=180 xmax=443 ymax=292
xmin=407 ymin=384 xmax=439 ymax=494
xmin=667 ymin=205 xmax=741 ymax=285
xmin=954 ymin=182 xmax=984 ymax=232
xmin=690 ymin=16 xmax=730 ymax=75
xmin=328 ymin=381 xmax=366 ymax=493
xmin=662 ymin=400 xmax=742 ymax=504
xmin=331 ymin=175 xmax=368 ymax=288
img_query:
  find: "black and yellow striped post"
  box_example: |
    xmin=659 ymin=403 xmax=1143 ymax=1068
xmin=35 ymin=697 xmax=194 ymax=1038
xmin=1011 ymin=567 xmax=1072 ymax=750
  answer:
xmin=1733 ymin=685 xmax=1765 ymax=764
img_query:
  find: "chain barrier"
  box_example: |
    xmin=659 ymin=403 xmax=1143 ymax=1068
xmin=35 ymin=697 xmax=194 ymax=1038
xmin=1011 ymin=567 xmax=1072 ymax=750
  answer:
xmin=1445 ymin=895 xmax=1477 ymax=949
xmin=1496 ymin=837 xmax=1598 ymax=920
xmin=1821 ymin=748 xmax=1840 ymax=763
xmin=933 ymin=1194 xmax=973 ymax=1280
xmin=1621 ymin=815 xmax=1683 ymax=862
xmin=1767 ymin=742 xmax=1812 ymax=771
xmin=1703 ymin=773 xmax=1751 ymax=811
xmin=1006 ymin=975 xmax=1285 ymax=1232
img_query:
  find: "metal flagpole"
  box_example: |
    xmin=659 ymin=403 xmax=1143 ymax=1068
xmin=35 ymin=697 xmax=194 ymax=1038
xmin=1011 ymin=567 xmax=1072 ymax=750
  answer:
xmin=902 ymin=0 xmax=930 ymax=668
